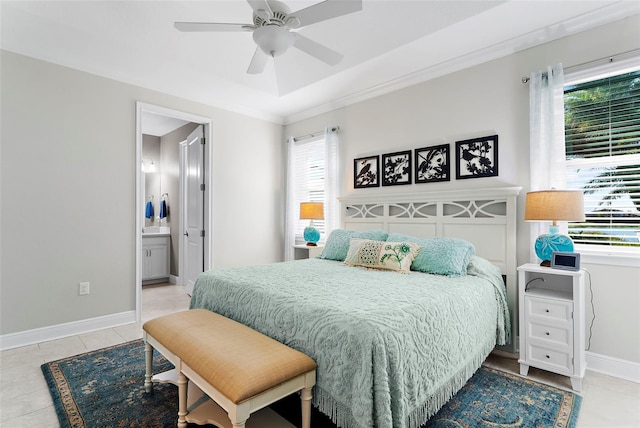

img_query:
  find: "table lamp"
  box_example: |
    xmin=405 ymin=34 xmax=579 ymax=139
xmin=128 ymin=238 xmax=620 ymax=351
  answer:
xmin=299 ymin=202 xmax=324 ymax=246
xmin=525 ymin=190 xmax=585 ymax=266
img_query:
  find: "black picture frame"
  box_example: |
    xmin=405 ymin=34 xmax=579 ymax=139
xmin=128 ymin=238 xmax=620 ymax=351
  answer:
xmin=455 ymin=135 xmax=499 ymax=179
xmin=354 ymin=155 xmax=380 ymax=188
xmin=382 ymin=150 xmax=412 ymax=186
xmin=414 ymin=144 xmax=450 ymax=183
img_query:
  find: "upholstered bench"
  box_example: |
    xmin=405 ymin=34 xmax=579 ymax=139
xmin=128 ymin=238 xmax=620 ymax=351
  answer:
xmin=143 ymin=309 xmax=317 ymax=428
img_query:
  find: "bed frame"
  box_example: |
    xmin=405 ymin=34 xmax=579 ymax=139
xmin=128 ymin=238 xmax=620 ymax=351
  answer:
xmin=338 ymin=186 xmax=522 ymax=353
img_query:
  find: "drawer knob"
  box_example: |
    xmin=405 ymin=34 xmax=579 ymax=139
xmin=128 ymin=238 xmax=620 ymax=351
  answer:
xmin=545 ymin=309 xmax=550 ymax=313
xmin=545 ymin=331 xmax=550 ymax=336
xmin=546 ymin=355 xmax=550 ymax=359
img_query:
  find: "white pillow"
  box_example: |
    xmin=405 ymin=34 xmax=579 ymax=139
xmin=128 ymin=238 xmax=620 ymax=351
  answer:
xmin=344 ymin=238 xmax=419 ymax=273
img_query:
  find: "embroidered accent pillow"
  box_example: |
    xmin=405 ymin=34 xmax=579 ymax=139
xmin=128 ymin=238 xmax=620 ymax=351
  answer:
xmin=344 ymin=238 xmax=419 ymax=273
xmin=320 ymin=229 xmax=389 ymax=261
xmin=386 ymin=233 xmax=476 ymax=276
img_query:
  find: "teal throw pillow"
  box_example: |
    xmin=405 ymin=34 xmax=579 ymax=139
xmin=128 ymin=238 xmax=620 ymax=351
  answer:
xmin=320 ymin=229 xmax=389 ymax=261
xmin=386 ymin=233 xmax=475 ymax=276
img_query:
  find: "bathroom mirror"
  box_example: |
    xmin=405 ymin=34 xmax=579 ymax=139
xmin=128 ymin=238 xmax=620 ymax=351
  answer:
xmin=142 ymin=134 xmax=161 ymax=227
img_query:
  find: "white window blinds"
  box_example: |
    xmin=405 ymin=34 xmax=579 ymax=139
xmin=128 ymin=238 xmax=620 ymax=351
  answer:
xmin=292 ymin=137 xmax=326 ymax=240
xmin=564 ymin=69 xmax=640 ymax=248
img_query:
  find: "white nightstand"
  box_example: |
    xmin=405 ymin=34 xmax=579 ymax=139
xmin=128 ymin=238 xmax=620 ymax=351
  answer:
xmin=517 ymin=263 xmax=586 ymax=391
xmin=293 ymin=244 xmax=324 ymax=260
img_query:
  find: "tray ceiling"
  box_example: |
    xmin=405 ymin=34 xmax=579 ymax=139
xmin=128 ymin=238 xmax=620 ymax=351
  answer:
xmin=1 ymin=1 xmax=637 ymax=124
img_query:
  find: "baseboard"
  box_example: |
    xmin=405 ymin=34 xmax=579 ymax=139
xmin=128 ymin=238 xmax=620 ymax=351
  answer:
xmin=0 ymin=310 xmax=136 ymax=351
xmin=586 ymin=351 xmax=640 ymax=383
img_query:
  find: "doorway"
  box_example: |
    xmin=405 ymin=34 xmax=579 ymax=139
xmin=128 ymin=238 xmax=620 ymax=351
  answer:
xmin=135 ymin=102 xmax=213 ymax=322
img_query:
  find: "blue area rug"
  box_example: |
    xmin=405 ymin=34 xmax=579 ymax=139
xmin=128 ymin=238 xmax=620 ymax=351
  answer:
xmin=424 ymin=366 xmax=581 ymax=428
xmin=42 ymin=339 xmax=582 ymax=428
xmin=42 ymin=339 xmax=176 ymax=427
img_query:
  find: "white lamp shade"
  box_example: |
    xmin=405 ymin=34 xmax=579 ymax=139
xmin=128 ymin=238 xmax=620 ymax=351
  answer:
xmin=525 ymin=190 xmax=585 ymax=223
xmin=299 ymin=202 xmax=324 ymax=220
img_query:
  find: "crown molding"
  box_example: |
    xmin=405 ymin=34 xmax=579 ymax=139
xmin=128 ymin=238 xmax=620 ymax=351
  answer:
xmin=282 ymin=4 xmax=640 ymax=126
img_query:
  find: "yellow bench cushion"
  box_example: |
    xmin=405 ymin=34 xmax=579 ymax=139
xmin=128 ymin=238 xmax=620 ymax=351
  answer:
xmin=143 ymin=309 xmax=317 ymax=404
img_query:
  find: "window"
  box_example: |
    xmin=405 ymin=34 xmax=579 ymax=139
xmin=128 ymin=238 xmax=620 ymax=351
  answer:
xmin=291 ymin=136 xmax=326 ymax=242
xmin=564 ymin=68 xmax=640 ymax=249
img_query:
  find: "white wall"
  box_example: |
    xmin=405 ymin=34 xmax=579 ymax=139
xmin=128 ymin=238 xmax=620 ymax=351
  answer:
xmin=283 ymin=15 xmax=640 ymax=365
xmin=0 ymin=50 xmax=284 ymax=336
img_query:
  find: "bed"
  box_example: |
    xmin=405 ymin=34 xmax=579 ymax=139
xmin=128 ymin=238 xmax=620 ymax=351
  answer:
xmin=190 ymin=187 xmax=521 ymax=428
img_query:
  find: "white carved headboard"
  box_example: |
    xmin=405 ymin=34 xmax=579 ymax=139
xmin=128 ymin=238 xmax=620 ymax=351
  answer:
xmin=338 ymin=186 xmax=522 ymax=352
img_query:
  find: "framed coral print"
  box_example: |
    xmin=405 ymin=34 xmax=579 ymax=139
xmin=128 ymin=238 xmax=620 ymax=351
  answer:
xmin=354 ymin=155 xmax=380 ymax=188
xmin=415 ymin=144 xmax=450 ymax=183
xmin=455 ymin=135 xmax=498 ymax=179
xmin=382 ymin=150 xmax=412 ymax=186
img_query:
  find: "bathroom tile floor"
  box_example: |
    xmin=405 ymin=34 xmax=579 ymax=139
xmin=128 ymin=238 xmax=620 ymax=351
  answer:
xmin=1 ymin=283 xmax=638 ymax=427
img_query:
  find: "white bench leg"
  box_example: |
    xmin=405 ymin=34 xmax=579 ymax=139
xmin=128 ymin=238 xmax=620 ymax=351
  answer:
xmin=301 ymin=386 xmax=313 ymax=428
xmin=177 ymin=372 xmax=188 ymax=428
xmin=144 ymin=340 xmax=153 ymax=393
xmin=228 ymin=402 xmax=249 ymax=428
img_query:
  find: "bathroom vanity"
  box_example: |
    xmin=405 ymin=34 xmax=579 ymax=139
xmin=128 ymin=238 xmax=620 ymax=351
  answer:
xmin=142 ymin=227 xmax=170 ymax=283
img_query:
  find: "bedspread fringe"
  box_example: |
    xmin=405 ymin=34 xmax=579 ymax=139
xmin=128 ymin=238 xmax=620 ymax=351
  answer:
xmin=406 ymin=337 xmax=497 ymax=428
xmin=315 ymin=387 xmax=360 ymax=428
xmin=314 ymin=338 xmax=497 ymax=428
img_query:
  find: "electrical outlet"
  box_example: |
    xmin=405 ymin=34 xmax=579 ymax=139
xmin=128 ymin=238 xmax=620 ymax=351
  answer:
xmin=79 ymin=282 xmax=90 ymax=296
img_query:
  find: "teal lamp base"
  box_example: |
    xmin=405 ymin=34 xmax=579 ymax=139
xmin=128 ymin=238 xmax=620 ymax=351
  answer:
xmin=534 ymin=226 xmax=574 ymax=265
xmin=303 ymin=226 xmax=320 ymax=246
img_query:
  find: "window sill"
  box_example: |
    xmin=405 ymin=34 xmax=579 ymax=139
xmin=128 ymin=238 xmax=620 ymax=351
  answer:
xmin=575 ymin=245 xmax=640 ymax=267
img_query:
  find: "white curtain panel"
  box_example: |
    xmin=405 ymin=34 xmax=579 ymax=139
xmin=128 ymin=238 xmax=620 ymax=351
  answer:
xmin=284 ymin=136 xmax=297 ymax=261
xmin=283 ymin=129 xmax=340 ymax=261
xmin=528 ymin=63 xmax=566 ymax=261
xmin=324 ymin=127 xmax=340 ymax=235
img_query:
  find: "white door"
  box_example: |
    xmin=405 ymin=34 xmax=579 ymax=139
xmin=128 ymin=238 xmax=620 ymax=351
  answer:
xmin=183 ymin=125 xmax=205 ymax=295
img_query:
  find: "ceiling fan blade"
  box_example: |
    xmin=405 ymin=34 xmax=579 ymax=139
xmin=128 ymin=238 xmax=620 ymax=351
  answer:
xmin=293 ymin=34 xmax=343 ymax=66
xmin=247 ymin=47 xmax=269 ymax=74
xmin=247 ymin=0 xmax=272 ymax=16
xmin=174 ymin=22 xmax=254 ymax=32
xmin=292 ymin=0 xmax=362 ymax=28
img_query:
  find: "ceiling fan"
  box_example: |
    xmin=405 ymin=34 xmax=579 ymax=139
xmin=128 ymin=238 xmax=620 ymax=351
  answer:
xmin=174 ymin=0 xmax=362 ymax=74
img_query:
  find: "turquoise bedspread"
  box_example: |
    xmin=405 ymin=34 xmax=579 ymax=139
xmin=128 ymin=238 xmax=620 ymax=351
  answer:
xmin=190 ymin=256 xmax=509 ymax=428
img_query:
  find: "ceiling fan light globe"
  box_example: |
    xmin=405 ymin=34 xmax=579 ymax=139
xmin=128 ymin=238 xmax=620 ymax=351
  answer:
xmin=252 ymin=25 xmax=295 ymax=57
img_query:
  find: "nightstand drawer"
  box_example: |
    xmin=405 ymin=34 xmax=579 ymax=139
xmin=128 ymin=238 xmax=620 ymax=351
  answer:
xmin=527 ymin=321 xmax=571 ymax=347
xmin=518 ymin=263 xmax=586 ymax=392
xmin=528 ymin=344 xmax=572 ymax=372
xmin=525 ymin=296 xmax=572 ymax=322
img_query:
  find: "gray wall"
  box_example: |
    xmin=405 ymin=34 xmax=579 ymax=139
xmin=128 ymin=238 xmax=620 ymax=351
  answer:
xmin=0 ymin=50 xmax=284 ymax=334
xmin=284 ymin=15 xmax=640 ymax=364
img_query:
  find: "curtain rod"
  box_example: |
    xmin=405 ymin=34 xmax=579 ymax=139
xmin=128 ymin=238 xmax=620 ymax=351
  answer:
xmin=293 ymin=126 xmax=340 ymax=142
xmin=521 ymin=48 xmax=640 ymax=83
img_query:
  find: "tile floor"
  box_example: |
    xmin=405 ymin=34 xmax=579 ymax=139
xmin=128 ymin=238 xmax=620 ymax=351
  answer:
xmin=1 ymin=283 xmax=638 ymax=427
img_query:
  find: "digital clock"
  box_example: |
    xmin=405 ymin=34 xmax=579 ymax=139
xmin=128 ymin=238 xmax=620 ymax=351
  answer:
xmin=550 ymin=252 xmax=580 ymax=271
